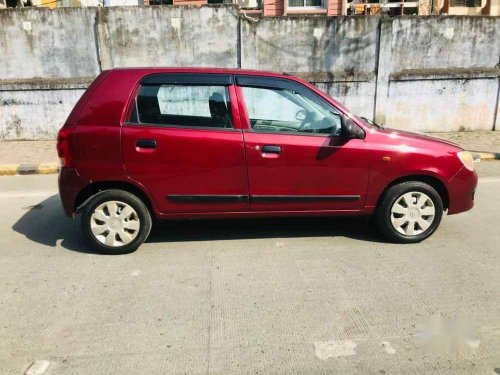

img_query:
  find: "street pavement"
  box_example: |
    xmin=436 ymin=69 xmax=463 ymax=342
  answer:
xmin=0 ymin=163 xmax=499 ymax=374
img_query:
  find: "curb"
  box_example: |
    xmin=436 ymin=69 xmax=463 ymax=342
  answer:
xmin=470 ymin=152 xmax=500 ymax=161
xmin=0 ymin=163 xmax=59 ymax=176
xmin=0 ymin=151 xmax=498 ymax=176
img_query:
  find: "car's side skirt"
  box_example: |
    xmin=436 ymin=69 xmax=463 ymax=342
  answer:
xmin=251 ymin=195 xmax=360 ymax=202
xmin=166 ymin=194 xmax=360 ymax=203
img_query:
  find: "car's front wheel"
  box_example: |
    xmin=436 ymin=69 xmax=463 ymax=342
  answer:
xmin=376 ymin=181 xmax=443 ymax=243
xmin=81 ymin=189 xmax=152 ymax=254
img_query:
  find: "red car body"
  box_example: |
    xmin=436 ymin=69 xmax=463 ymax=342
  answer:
xmin=58 ymin=68 xmax=477 ymax=223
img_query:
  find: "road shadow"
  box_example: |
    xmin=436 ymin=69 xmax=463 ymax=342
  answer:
xmin=12 ymin=194 xmax=388 ymax=254
xmin=12 ymin=194 xmax=93 ymax=253
xmin=148 ymin=215 xmax=386 ymax=244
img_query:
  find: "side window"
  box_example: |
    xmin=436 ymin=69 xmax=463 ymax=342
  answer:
xmin=131 ymin=85 xmax=233 ymax=129
xmin=241 ymin=86 xmax=342 ymax=136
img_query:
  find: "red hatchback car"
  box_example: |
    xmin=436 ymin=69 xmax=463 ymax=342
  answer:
xmin=57 ymin=68 xmax=477 ymax=254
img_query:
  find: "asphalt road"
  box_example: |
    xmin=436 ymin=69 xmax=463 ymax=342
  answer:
xmin=1 ymin=163 xmax=499 ymax=375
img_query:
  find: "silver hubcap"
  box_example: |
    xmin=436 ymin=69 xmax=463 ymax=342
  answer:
xmin=390 ymin=192 xmax=436 ymax=236
xmin=90 ymin=201 xmax=140 ymax=247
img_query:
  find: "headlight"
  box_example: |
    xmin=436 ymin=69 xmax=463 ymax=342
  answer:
xmin=457 ymin=151 xmax=475 ymax=171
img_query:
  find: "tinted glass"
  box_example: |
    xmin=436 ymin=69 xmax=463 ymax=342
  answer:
xmin=132 ymin=85 xmax=233 ymax=129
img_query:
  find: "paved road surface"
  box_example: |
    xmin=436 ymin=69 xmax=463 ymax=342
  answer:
xmin=1 ymin=163 xmax=499 ymax=374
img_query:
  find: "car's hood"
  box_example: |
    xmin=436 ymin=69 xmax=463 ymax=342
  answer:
xmin=378 ymin=128 xmax=463 ymax=150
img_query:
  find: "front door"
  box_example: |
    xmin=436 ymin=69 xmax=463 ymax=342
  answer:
xmin=122 ymin=74 xmax=249 ymax=213
xmin=236 ymin=76 xmax=370 ymax=212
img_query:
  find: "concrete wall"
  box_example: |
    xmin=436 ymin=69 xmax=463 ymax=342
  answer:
xmin=0 ymin=7 xmax=499 ymax=139
xmin=376 ymin=16 xmax=500 ymax=132
xmin=0 ymin=89 xmax=87 ymax=140
xmin=0 ymin=8 xmax=99 ymax=139
xmin=0 ymin=6 xmax=239 ymax=140
xmin=96 ymin=6 xmax=239 ymax=69
xmin=0 ymin=9 xmax=100 ymax=80
xmin=240 ymin=16 xmax=379 ymax=119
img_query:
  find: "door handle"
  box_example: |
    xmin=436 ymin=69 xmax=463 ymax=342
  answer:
xmin=261 ymin=145 xmax=281 ymax=154
xmin=136 ymin=139 xmax=157 ymax=149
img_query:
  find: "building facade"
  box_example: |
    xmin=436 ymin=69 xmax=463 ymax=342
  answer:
xmin=1 ymin=0 xmax=498 ymax=17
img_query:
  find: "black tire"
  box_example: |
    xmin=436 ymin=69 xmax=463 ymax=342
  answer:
xmin=375 ymin=181 xmax=443 ymax=243
xmin=81 ymin=189 xmax=152 ymax=254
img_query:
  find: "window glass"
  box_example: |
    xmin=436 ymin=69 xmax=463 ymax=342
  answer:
xmin=289 ymin=0 xmax=323 ymax=6
xmin=241 ymin=86 xmax=341 ymax=136
xmin=132 ymin=85 xmax=233 ymax=129
xmin=450 ymin=0 xmax=480 ymax=6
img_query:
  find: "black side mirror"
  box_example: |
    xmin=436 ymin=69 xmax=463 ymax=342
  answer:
xmin=340 ymin=114 xmax=365 ymax=139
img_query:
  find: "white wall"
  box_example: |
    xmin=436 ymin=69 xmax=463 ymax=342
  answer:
xmin=0 ymin=8 xmax=499 ymax=139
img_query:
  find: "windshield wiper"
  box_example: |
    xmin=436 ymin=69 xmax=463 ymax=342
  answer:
xmin=360 ymin=116 xmax=383 ymax=129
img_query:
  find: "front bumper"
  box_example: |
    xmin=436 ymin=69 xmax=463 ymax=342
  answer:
xmin=447 ymin=166 xmax=478 ymax=215
xmin=58 ymin=168 xmax=90 ymax=218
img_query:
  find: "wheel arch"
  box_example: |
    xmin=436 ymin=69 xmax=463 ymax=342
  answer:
xmin=74 ymin=180 xmax=156 ymax=216
xmin=381 ymin=174 xmax=449 ymax=210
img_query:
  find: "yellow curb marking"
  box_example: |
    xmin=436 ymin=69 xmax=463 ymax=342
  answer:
xmin=37 ymin=163 xmax=59 ymax=174
xmin=477 ymin=153 xmax=495 ymax=161
xmin=0 ymin=164 xmax=20 ymax=176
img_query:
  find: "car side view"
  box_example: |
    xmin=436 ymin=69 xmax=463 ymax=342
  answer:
xmin=57 ymin=68 xmax=478 ymax=254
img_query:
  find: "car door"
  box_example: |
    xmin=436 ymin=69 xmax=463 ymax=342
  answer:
xmin=235 ymin=75 xmax=370 ymax=212
xmin=122 ymin=73 xmax=249 ymax=214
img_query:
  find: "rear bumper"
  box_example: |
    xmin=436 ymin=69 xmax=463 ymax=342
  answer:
xmin=447 ymin=166 xmax=478 ymax=215
xmin=58 ymin=168 xmax=89 ymax=218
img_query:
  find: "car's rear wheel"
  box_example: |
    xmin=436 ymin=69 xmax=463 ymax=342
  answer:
xmin=81 ymin=189 xmax=152 ymax=254
xmin=376 ymin=181 xmax=443 ymax=243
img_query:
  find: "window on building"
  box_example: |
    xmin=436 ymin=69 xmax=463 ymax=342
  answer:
xmin=450 ymin=0 xmax=481 ymax=6
xmin=288 ymin=0 xmax=324 ymax=7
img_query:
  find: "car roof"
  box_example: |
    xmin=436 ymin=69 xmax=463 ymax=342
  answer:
xmin=111 ymin=67 xmax=291 ymax=79
xmin=108 ymin=66 xmax=351 ymax=116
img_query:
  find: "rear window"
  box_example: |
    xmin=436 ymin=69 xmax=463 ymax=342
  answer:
xmin=129 ymin=84 xmax=233 ymax=129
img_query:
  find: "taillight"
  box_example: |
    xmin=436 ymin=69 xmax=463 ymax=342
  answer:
xmin=57 ymin=126 xmax=73 ymax=168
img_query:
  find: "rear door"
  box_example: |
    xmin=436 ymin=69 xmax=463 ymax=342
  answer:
xmin=236 ymin=75 xmax=370 ymax=212
xmin=122 ymin=73 xmax=249 ymax=214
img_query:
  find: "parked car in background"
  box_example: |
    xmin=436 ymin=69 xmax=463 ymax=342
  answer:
xmin=57 ymin=68 xmax=478 ymax=254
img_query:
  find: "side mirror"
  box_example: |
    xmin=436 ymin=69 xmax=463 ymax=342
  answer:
xmin=295 ymin=109 xmax=307 ymax=121
xmin=341 ymin=114 xmax=365 ymax=139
